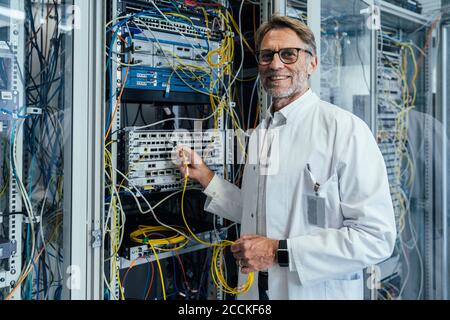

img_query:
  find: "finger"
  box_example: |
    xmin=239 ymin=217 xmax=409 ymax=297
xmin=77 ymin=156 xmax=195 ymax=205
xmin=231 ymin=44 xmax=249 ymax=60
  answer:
xmin=233 ymin=252 xmax=244 ymax=260
xmin=230 ymin=243 xmax=243 ymax=253
xmin=176 ymin=146 xmax=192 ymax=163
xmin=190 ymin=149 xmax=203 ymax=166
xmin=177 ymin=145 xmax=192 ymax=154
xmin=240 ymin=266 xmax=253 ymax=274
xmin=177 ymin=145 xmax=203 ymax=166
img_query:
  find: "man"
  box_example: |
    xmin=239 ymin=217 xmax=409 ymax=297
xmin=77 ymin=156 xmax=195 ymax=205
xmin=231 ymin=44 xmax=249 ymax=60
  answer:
xmin=177 ymin=16 xmax=396 ymax=300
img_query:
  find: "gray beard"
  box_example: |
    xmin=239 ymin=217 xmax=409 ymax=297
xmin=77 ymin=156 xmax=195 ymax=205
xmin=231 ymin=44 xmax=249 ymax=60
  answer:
xmin=265 ymin=80 xmax=309 ymax=99
xmin=266 ymin=86 xmax=297 ymax=99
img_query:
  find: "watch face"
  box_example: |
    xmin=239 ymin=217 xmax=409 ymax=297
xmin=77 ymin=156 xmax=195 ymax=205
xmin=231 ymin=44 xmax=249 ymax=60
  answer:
xmin=277 ymin=249 xmax=289 ymax=266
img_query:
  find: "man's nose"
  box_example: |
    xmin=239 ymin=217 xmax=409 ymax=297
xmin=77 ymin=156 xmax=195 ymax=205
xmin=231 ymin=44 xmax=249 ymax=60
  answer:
xmin=268 ymin=52 xmax=285 ymax=70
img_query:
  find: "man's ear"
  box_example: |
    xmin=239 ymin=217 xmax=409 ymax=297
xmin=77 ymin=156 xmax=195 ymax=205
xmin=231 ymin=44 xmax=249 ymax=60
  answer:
xmin=307 ymin=55 xmax=319 ymax=77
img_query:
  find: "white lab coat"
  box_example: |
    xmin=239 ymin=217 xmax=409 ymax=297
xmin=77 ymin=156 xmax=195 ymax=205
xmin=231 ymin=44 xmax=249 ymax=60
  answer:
xmin=203 ymin=90 xmax=396 ymax=300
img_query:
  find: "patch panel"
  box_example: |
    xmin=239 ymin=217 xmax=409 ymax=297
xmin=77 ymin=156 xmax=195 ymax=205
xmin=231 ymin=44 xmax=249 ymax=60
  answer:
xmin=378 ymin=119 xmax=398 ymax=128
xmin=123 ymin=129 xmax=227 ymax=191
xmin=120 ymin=0 xmax=223 ymax=41
xmin=382 ymin=152 xmax=399 ymax=163
xmin=379 ymin=143 xmax=397 ymax=153
xmin=121 ymin=227 xmax=228 ymax=262
xmin=378 ymin=111 xmax=398 ymax=119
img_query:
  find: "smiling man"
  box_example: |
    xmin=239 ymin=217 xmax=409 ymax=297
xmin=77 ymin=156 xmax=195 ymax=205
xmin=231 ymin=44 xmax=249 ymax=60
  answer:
xmin=177 ymin=16 xmax=396 ymax=300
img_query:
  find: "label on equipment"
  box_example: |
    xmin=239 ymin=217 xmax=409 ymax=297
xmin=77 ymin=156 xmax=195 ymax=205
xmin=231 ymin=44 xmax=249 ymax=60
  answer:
xmin=1 ymin=91 xmax=13 ymax=100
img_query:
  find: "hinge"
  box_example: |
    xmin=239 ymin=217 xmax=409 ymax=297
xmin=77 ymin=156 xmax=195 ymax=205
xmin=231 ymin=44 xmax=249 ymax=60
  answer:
xmin=91 ymin=229 xmax=102 ymax=248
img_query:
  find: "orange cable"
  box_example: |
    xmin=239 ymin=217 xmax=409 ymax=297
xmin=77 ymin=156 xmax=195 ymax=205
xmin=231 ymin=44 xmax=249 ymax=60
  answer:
xmin=5 ymin=246 xmax=46 ymax=300
xmin=105 ymin=67 xmax=129 ymax=141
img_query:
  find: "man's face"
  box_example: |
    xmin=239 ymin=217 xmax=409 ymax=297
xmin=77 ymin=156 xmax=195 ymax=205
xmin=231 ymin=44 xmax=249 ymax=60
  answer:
xmin=259 ymin=28 xmax=317 ymax=104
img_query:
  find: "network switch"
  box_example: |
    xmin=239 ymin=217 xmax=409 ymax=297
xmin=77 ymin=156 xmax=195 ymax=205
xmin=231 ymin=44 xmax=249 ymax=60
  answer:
xmin=117 ymin=1 xmax=223 ymax=104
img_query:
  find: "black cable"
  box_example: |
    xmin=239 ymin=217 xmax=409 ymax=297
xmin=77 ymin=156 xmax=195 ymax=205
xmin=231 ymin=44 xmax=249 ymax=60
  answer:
xmin=0 ymin=212 xmax=26 ymax=217
xmin=131 ymin=104 xmax=142 ymax=126
xmin=139 ymin=104 xmax=149 ymax=125
xmin=123 ymin=103 xmax=129 ymax=126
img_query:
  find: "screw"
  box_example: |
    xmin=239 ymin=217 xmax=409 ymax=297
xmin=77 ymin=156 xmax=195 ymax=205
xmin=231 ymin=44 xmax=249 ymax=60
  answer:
xmin=10 ymin=269 xmax=16 ymax=275
xmin=10 ymin=281 xmax=15 ymax=287
xmin=0 ymin=278 xmax=5 ymax=282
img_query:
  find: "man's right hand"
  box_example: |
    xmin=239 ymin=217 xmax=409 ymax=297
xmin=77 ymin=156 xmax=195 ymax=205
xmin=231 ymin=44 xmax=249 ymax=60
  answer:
xmin=176 ymin=145 xmax=215 ymax=189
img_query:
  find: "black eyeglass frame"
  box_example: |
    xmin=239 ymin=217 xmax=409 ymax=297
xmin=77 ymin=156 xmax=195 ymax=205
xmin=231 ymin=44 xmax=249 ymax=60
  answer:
xmin=255 ymin=47 xmax=313 ymax=65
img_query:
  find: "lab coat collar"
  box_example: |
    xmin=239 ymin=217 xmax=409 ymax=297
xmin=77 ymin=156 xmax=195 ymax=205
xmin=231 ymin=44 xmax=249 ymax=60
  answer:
xmin=264 ymin=89 xmax=318 ymax=128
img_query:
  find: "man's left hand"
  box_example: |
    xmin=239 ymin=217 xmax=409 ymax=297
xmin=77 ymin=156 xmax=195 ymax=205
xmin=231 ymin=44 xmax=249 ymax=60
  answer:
xmin=230 ymin=235 xmax=279 ymax=274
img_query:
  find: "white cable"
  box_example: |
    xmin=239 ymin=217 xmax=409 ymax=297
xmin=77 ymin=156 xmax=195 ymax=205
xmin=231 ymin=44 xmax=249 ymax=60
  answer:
xmin=38 ymin=180 xmax=52 ymax=256
xmin=10 ymin=119 xmax=37 ymax=283
xmin=142 ymin=3 xmax=237 ymax=113
xmin=131 ymin=18 xmax=227 ymax=97
xmin=152 ymin=187 xmax=203 ymax=210
xmin=111 ymin=9 xmax=246 ymax=132
xmin=227 ymin=0 xmax=246 ymax=91
xmin=103 ymin=168 xmax=124 ymax=299
xmin=103 ymin=272 xmax=119 ymax=300
xmin=131 ymin=112 xmax=218 ymax=131
xmin=116 ymin=60 xmax=144 ymax=67
xmin=104 ymin=169 xmax=126 ymax=260
xmin=247 ymin=74 xmax=260 ymax=130
xmin=112 ymin=167 xmax=195 ymax=242
xmin=106 ymin=14 xmax=134 ymax=30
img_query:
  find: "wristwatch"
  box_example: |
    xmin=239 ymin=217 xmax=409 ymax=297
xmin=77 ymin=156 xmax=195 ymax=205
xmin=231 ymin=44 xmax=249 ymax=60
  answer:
xmin=276 ymin=240 xmax=289 ymax=267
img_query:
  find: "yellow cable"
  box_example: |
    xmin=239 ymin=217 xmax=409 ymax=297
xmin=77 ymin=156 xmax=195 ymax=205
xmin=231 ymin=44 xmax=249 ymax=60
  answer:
xmin=148 ymin=242 xmax=167 ymax=300
xmin=130 ymin=225 xmax=187 ymax=246
xmin=179 ymin=163 xmax=254 ymax=295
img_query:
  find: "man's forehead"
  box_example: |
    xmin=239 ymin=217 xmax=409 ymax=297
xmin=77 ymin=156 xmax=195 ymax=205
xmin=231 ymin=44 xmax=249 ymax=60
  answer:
xmin=260 ymin=28 xmax=304 ymax=48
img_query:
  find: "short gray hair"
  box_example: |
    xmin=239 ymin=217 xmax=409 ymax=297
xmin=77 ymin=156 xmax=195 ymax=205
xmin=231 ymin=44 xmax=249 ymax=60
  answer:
xmin=255 ymin=15 xmax=317 ymax=56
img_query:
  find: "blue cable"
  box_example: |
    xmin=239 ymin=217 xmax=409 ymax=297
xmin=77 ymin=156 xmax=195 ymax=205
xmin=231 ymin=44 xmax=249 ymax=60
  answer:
xmin=43 ymin=113 xmax=62 ymax=184
xmin=42 ymin=258 xmax=48 ymax=300
xmin=35 ymin=260 xmax=40 ymax=300
xmin=10 ymin=121 xmax=32 ymax=300
xmin=105 ymin=25 xmax=123 ymax=133
xmin=104 ymin=7 xmax=210 ymax=134
xmin=54 ymin=285 xmax=63 ymax=300
xmin=0 ymin=108 xmax=32 ymax=119
xmin=25 ymin=225 xmax=32 ymax=300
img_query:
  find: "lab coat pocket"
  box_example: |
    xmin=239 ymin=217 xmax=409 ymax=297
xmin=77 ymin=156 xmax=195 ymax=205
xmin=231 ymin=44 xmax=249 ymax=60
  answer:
xmin=319 ymin=173 xmax=341 ymax=229
xmin=304 ymin=171 xmax=341 ymax=229
xmin=325 ymin=273 xmax=364 ymax=300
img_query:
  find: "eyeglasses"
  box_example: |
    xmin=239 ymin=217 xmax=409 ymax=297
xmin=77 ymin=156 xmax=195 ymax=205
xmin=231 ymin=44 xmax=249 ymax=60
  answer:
xmin=255 ymin=47 xmax=313 ymax=65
